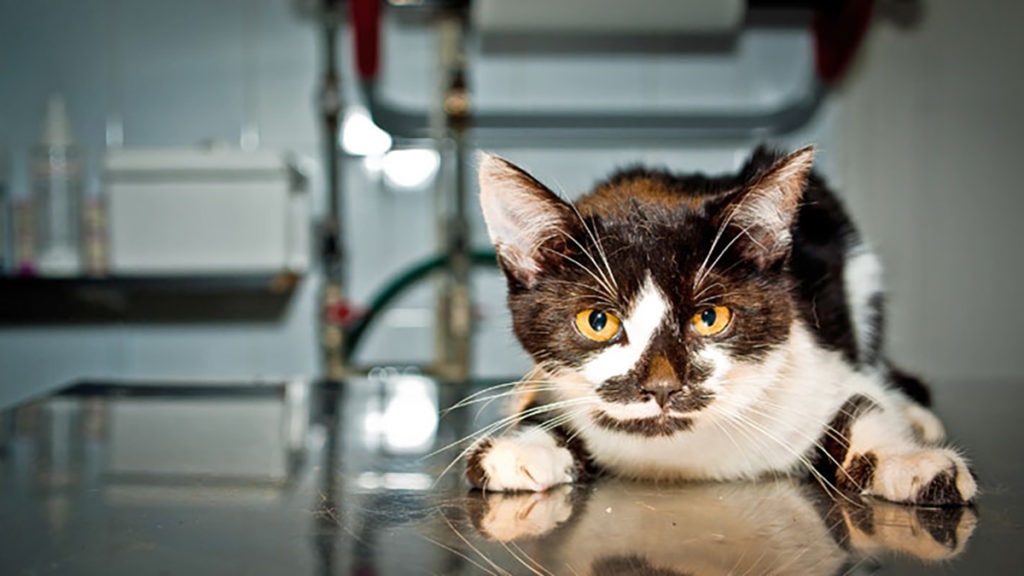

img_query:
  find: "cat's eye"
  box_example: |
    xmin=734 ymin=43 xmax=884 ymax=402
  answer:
xmin=574 ymin=309 xmax=622 ymax=343
xmin=691 ymin=306 xmax=732 ymax=337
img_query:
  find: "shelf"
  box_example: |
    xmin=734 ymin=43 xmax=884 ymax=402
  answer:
xmin=0 ymin=272 xmax=302 ymax=324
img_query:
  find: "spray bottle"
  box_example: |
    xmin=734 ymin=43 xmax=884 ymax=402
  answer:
xmin=33 ymin=94 xmax=82 ymax=275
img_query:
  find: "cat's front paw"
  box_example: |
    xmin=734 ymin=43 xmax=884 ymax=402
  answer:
xmin=841 ymin=448 xmax=977 ymax=506
xmin=465 ymin=431 xmax=575 ymax=492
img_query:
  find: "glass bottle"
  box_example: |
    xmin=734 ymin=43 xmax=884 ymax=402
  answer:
xmin=33 ymin=95 xmax=82 ymax=276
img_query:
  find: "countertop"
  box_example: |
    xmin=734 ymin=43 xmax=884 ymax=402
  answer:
xmin=0 ymin=375 xmax=1020 ymax=575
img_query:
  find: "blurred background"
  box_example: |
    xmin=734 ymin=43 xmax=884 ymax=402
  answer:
xmin=0 ymin=0 xmax=1022 ymax=406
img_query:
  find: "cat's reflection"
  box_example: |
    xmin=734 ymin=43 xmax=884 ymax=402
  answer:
xmin=456 ymin=479 xmax=976 ymax=576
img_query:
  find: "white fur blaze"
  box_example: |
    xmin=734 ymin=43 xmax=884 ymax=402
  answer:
xmin=580 ymin=276 xmax=667 ymax=382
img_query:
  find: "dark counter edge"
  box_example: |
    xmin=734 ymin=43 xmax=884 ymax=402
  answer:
xmin=0 ymin=272 xmax=302 ymax=324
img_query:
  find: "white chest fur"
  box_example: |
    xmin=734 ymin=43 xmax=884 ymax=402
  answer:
xmin=568 ymin=322 xmax=896 ymax=481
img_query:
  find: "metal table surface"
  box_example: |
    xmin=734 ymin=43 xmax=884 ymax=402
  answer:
xmin=0 ymin=375 xmax=1020 ymax=575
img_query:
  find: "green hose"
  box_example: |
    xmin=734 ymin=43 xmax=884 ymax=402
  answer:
xmin=343 ymin=250 xmax=498 ymax=362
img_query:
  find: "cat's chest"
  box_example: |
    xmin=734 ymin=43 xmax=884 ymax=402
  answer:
xmin=569 ymin=411 xmax=819 ymax=481
xmin=565 ymin=338 xmax=867 ymax=480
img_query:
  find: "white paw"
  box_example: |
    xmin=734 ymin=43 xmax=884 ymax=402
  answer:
xmin=857 ymin=448 xmax=977 ymax=505
xmin=467 ymin=428 xmax=575 ymax=492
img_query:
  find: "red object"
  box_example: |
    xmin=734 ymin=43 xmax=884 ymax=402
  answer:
xmin=813 ymin=0 xmax=875 ymax=83
xmin=351 ymin=0 xmax=381 ymax=79
xmin=325 ymin=299 xmax=364 ymax=326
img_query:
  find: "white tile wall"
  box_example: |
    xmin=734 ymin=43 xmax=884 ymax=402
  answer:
xmin=0 ymin=0 xmax=834 ymax=405
xmin=837 ymin=0 xmax=1024 ymax=384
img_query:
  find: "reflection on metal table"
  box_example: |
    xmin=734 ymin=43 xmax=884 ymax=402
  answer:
xmin=0 ymin=376 xmax=1019 ymax=575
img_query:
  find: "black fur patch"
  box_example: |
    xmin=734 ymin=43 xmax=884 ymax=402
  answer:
xmin=812 ymin=394 xmax=879 ymax=483
xmin=917 ymin=468 xmax=966 ymax=507
xmin=888 ymin=367 xmax=932 ymax=407
xmin=465 ymin=438 xmax=493 ymax=489
xmin=789 ymin=172 xmax=859 ymax=365
xmin=838 ymin=452 xmax=878 ymax=494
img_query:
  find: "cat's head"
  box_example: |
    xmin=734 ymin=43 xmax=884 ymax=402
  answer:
xmin=478 ymin=147 xmax=815 ymax=436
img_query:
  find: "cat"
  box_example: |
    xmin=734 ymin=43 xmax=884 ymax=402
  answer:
xmin=464 ymin=146 xmax=977 ymax=506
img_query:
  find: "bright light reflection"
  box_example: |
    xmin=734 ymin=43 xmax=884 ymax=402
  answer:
xmin=355 ymin=472 xmax=433 ymax=492
xmin=382 ymin=148 xmax=440 ymax=189
xmin=342 ymin=108 xmax=392 ymax=156
xmin=382 ymin=375 xmax=439 ymax=454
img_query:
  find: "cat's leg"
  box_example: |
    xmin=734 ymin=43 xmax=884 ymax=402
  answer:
xmin=465 ymin=424 xmax=591 ymax=492
xmin=836 ymin=398 xmax=977 ymax=506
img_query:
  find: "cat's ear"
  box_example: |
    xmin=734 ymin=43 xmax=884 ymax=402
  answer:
xmin=725 ymin=146 xmax=815 ymax=268
xmin=478 ymin=153 xmax=573 ymax=289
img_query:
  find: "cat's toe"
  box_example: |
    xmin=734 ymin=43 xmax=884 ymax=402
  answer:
xmin=466 ymin=436 xmax=574 ymax=492
xmin=846 ymin=448 xmax=977 ymax=506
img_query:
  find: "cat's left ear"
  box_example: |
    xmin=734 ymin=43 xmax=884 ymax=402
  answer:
xmin=478 ymin=153 xmax=575 ymax=289
xmin=725 ymin=146 xmax=815 ymax=269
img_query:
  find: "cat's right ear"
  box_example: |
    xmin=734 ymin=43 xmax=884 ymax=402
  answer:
xmin=478 ymin=153 xmax=573 ymax=289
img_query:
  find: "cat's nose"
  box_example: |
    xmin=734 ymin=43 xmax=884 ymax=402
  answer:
xmin=643 ymin=381 xmax=683 ymax=408
xmin=642 ymin=355 xmax=684 ymax=407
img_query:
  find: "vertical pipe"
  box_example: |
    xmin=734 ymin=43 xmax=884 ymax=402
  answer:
xmin=435 ymin=9 xmax=472 ymax=383
xmin=319 ymin=7 xmax=346 ymax=381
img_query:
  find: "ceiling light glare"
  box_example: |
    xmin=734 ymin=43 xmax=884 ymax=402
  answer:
xmin=382 ymin=148 xmax=440 ymax=189
xmin=341 ymin=108 xmax=392 ymax=156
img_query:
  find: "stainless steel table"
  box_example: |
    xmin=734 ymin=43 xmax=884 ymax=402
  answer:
xmin=0 ymin=376 xmax=1019 ymax=575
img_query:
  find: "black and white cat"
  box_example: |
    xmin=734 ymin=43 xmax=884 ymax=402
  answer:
xmin=465 ymin=146 xmax=977 ymax=506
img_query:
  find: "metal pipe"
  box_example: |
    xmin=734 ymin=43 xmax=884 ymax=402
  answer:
xmin=361 ymin=78 xmax=826 ymax=146
xmin=364 ymin=1 xmax=831 ymax=145
xmin=433 ymin=9 xmax=473 ymax=383
xmin=318 ymin=5 xmax=347 ymax=380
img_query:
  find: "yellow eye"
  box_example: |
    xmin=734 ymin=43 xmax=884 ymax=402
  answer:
xmin=574 ymin=309 xmax=622 ymax=343
xmin=691 ymin=306 xmax=732 ymax=337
